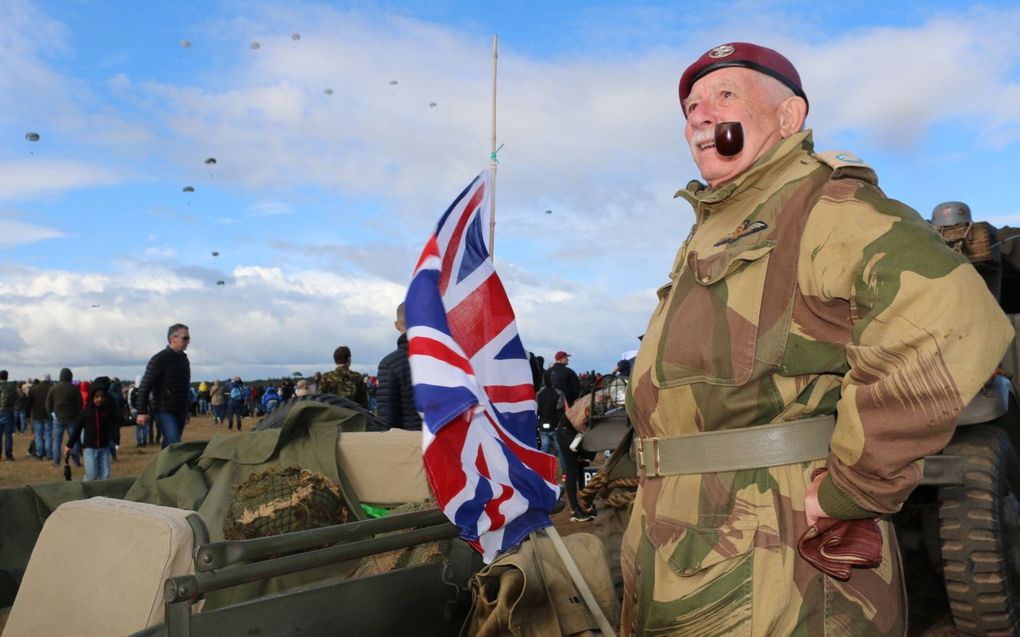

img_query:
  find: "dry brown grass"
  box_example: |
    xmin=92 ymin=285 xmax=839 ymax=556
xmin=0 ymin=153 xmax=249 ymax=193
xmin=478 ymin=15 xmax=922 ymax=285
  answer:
xmin=0 ymin=414 xmax=236 ymax=488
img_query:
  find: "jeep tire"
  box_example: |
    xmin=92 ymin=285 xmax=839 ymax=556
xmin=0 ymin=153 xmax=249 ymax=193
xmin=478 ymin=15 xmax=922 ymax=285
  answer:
xmin=937 ymin=425 xmax=1020 ymax=636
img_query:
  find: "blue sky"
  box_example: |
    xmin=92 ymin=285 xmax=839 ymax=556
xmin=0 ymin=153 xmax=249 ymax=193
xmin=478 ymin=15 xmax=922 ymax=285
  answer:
xmin=1 ymin=0 xmax=1018 ymax=382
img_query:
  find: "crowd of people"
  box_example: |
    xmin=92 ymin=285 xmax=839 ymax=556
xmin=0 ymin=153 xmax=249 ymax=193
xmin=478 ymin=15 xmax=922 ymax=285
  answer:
xmin=0 ymin=311 xmax=613 ymax=509
xmin=0 ymin=305 xmax=441 ymax=479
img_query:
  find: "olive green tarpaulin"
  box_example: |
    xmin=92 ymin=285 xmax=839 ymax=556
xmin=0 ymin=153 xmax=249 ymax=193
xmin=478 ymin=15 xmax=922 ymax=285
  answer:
xmin=125 ymin=401 xmax=367 ymax=540
xmin=123 ymin=401 xmax=370 ymax=609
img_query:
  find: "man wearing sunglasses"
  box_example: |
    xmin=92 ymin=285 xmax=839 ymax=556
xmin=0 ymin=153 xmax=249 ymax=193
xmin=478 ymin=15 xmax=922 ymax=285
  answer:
xmin=135 ymin=323 xmax=192 ymax=448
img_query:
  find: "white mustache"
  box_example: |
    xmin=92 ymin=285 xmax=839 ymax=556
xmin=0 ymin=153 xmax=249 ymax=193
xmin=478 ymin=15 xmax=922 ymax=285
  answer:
xmin=690 ymin=129 xmax=714 ymax=145
xmin=689 ymin=128 xmax=715 ymax=152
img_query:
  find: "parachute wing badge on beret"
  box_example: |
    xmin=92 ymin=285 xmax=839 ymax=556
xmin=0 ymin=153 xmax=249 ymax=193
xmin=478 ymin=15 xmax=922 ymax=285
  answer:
xmin=708 ymin=44 xmax=736 ymax=58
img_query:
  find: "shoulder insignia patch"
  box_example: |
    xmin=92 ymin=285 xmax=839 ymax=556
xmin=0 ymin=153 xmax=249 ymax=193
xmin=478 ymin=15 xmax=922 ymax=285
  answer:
xmin=814 ymin=150 xmax=878 ymax=185
xmin=714 ymin=219 xmax=768 ymax=246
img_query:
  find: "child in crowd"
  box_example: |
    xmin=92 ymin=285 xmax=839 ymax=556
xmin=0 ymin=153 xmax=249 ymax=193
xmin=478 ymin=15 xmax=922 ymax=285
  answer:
xmin=65 ymin=378 xmax=126 ymax=481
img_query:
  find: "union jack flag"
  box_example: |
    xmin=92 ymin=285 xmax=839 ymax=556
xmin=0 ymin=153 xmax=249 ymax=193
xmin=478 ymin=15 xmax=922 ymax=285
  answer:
xmin=405 ymin=170 xmax=559 ymax=563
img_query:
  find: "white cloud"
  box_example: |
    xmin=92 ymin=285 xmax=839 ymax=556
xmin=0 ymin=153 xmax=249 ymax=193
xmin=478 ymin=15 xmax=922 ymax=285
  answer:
xmin=0 ymin=217 xmax=64 ymax=245
xmin=143 ymin=246 xmax=178 ymax=259
xmin=793 ymin=8 xmax=1020 ymax=149
xmin=250 ymin=200 xmax=295 ymax=217
xmin=1 ymin=2 xmax=1018 ymax=379
xmin=0 ymin=159 xmax=121 ymax=202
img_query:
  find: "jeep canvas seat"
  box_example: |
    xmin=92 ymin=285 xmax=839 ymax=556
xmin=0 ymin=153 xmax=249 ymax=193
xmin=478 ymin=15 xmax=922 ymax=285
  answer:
xmin=336 ymin=429 xmax=432 ymax=506
xmin=4 ymin=497 xmax=207 ymax=637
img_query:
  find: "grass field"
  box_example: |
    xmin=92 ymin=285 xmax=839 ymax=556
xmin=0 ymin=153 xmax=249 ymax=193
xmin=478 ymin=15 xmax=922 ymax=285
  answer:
xmin=0 ymin=413 xmax=241 ymax=488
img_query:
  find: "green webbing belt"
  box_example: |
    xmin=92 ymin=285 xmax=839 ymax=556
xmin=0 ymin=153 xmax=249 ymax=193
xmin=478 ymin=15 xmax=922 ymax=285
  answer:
xmin=632 ymin=414 xmax=835 ymax=477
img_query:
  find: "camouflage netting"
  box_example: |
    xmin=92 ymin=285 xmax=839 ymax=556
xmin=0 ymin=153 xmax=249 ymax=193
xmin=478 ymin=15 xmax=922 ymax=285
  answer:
xmin=224 ymin=466 xmax=350 ymax=541
xmin=350 ymin=500 xmax=448 ymax=578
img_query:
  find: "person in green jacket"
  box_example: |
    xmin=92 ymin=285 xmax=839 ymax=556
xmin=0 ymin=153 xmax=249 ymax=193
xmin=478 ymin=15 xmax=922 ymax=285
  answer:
xmin=621 ymin=42 xmax=1014 ymax=636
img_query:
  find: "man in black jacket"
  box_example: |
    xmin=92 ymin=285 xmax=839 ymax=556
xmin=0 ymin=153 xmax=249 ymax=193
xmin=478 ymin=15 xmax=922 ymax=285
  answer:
xmin=548 ymin=351 xmax=580 ymax=405
xmin=376 ymin=303 xmax=422 ymax=430
xmin=46 ymin=367 xmax=82 ymax=466
xmin=549 ymin=351 xmax=593 ymax=522
xmin=136 ymin=323 xmax=192 ymax=448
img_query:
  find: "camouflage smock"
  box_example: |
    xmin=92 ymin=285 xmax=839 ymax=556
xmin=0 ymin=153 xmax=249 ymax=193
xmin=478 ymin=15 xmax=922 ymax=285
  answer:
xmin=320 ymin=365 xmax=368 ymax=407
xmin=621 ymin=130 xmax=1014 ymax=636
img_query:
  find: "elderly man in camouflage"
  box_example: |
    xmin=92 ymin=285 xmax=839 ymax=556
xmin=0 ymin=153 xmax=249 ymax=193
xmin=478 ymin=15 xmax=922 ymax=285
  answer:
xmin=621 ymin=42 xmax=1014 ymax=636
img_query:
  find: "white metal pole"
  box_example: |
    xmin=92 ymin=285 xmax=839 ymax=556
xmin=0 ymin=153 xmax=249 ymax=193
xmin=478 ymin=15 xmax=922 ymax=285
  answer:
xmin=489 ymin=33 xmax=498 ymax=259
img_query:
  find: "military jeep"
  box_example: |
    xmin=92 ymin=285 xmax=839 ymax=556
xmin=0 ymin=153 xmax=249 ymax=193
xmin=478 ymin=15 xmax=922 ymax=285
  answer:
xmin=0 ymin=397 xmax=484 ymax=637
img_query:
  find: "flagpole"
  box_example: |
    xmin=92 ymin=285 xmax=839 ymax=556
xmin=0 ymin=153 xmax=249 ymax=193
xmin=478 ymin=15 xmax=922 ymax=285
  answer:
xmin=489 ymin=33 xmax=498 ymax=260
xmin=540 ymin=526 xmax=618 ymax=636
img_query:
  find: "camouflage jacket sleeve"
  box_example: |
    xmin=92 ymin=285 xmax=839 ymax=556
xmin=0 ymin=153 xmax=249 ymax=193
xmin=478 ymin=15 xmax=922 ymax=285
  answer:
xmin=801 ymin=180 xmax=1014 ymax=518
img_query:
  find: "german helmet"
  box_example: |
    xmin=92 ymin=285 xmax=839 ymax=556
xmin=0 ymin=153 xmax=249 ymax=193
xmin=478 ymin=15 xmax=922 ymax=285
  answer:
xmin=930 ymin=201 xmax=972 ymax=227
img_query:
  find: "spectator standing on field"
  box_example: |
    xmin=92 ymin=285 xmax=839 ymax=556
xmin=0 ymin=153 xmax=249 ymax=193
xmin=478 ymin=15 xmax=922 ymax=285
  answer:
xmin=245 ymin=384 xmax=259 ymax=417
xmin=535 ymin=369 xmax=566 ymax=471
xmin=106 ymin=377 xmax=124 ymax=460
xmin=197 ymin=381 xmax=210 ymax=415
xmin=261 ymin=386 xmax=283 ymax=413
xmin=66 ymin=379 xmax=126 ymax=481
xmin=549 ymin=351 xmax=594 ymax=522
xmin=209 ymin=379 xmax=226 ymax=425
xmin=227 ymin=377 xmax=246 ymax=430
xmin=47 ymin=367 xmax=82 ymax=466
xmin=29 ymin=374 xmax=54 ymax=459
xmin=0 ymin=371 xmax=18 ymax=462
xmin=136 ymin=323 xmax=192 ymax=448
xmin=376 ymin=303 xmax=422 ymax=430
xmin=13 ymin=381 xmax=28 ymax=436
xmin=320 ymin=345 xmax=369 ymax=408
xmin=127 ymin=375 xmax=149 ymax=446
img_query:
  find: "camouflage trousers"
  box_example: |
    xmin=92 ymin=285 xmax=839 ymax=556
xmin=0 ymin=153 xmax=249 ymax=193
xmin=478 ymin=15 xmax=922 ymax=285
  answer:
xmin=620 ymin=461 xmax=906 ymax=636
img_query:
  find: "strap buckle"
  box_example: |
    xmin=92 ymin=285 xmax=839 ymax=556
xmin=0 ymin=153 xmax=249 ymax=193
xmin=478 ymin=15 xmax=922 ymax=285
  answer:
xmin=635 ymin=438 xmax=660 ymax=478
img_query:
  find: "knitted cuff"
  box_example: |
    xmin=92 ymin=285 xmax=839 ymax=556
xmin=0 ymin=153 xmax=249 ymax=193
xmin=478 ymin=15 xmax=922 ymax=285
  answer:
xmin=817 ymin=474 xmax=876 ymax=520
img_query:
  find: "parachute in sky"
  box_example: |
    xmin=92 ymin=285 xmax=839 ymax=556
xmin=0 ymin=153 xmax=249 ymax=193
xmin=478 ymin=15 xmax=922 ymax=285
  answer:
xmin=182 ymin=186 xmax=195 ymax=193
xmin=545 ymin=210 xmax=553 ymax=215
xmin=291 ymin=33 xmax=301 ymax=41
xmin=324 ymin=88 xmax=334 ymax=95
xmin=429 ymin=102 xmax=437 ymax=108
xmin=250 ymin=41 xmax=261 ymax=50
xmin=389 ymin=80 xmax=398 ymax=86
xmin=216 ymin=280 xmax=225 ymax=286
xmin=205 ymin=157 xmax=217 ymax=165
xmin=211 ymin=251 xmax=220 ymax=257
xmin=180 ymin=39 xmax=191 ymax=49
xmin=25 ymin=132 xmax=40 ymax=142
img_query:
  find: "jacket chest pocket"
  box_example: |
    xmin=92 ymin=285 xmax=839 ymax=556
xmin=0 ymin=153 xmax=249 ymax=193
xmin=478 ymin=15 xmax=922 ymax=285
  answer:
xmin=654 ymin=242 xmax=774 ymax=388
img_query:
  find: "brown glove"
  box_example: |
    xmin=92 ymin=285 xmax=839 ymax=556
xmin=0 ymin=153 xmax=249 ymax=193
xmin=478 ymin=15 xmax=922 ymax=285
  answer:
xmin=797 ymin=516 xmax=882 ymax=581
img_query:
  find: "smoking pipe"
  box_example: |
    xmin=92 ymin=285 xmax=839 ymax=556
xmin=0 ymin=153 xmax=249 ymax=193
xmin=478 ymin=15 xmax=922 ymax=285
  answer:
xmin=715 ymin=122 xmax=743 ymax=156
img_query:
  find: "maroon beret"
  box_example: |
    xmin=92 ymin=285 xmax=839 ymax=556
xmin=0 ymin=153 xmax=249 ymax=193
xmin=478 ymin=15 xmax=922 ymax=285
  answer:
xmin=679 ymin=42 xmax=808 ymax=116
